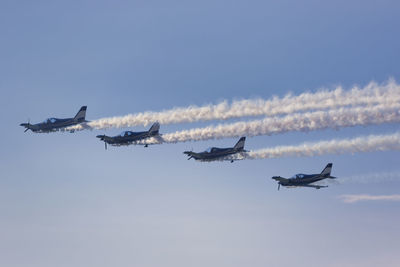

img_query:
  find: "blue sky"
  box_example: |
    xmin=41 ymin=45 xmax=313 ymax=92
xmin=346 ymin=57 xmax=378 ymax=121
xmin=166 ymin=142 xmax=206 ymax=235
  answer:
xmin=1 ymin=1 xmax=400 ymax=266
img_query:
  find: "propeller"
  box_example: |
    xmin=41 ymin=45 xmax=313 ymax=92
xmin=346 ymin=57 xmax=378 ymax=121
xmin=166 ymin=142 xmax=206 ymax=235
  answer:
xmin=22 ymin=119 xmax=31 ymax=132
xmin=184 ymin=147 xmax=194 ymax=160
xmin=96 ymin=134 xmax=107 ymax=150
xmin=278 ymin=183 xmax=280 ymax=191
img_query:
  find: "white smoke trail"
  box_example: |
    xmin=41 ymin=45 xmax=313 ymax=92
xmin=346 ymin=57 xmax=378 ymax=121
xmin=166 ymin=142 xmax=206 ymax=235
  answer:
xmin=67 ymin=79 xmax=400 ymax=131
xmin=147 ymin=103 xmax=400 ymax=144
xmin=299 ymin=171 xmax=400 ymax=187
xmin=307 ymin=171 xmax=400 ymax=187
xmin=338 ymin=194 xmax=400 ymax=203
xmin=339 ymin=171 xmax=400 ymax=184
xmin=243 ymin=132 xmax=400 ymax=159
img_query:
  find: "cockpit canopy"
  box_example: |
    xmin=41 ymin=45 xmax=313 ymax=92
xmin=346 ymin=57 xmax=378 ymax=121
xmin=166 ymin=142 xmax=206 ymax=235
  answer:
xmin=291 ymin=174 xmax=306 ymax=179
xmin=204 ymin=147 xmax=218 ymax=153
xmin=119 ymin=131 xmax=133 ymax=137
xmin=44 ymin=118 xmax=57 ymax=124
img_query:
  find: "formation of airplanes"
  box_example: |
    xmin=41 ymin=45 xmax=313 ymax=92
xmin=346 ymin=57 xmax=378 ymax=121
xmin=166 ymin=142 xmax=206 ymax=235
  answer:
xmin=20 ymin=106 xmax=338 ymax=190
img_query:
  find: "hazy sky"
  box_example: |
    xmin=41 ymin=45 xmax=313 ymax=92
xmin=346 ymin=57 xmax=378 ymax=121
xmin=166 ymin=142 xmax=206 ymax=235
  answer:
xmin=1 ymin=1 xmax=400 ymax=266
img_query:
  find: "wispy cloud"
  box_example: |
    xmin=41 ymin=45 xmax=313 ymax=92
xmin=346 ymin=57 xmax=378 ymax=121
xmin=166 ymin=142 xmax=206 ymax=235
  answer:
xmin=338 ymin=194 xmax=400 ymax=203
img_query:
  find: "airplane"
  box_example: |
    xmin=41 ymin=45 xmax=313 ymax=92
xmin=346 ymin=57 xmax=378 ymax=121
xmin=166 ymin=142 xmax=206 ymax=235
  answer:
xmin=272 ymin=163 xmax=336 ymax=190
xmin=183 ymin=137 xmax=247 ymax=163
xmin=96 ymin=122 xmax=160 ymax=149
xmin=20 ymin=106 xmax=88 ymax=133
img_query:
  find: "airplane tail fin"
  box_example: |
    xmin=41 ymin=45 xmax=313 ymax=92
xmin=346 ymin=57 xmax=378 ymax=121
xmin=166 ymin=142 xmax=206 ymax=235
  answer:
xmin=320 ymin=163 xmax=335 ymax=178
xmin=74 ymin=106 xmax=87 ymax=122
xmin=148 ymin=122 xmax=160 ymax=136
xmin=234 ymin=137 xmax=246 ymax=151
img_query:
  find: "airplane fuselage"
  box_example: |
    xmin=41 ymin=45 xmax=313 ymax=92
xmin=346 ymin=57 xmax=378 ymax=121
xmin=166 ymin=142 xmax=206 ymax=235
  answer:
xmin=98 ymin=131 xmax=154 ymax=146
xmin=96 ymin=122 xmax=160 ymax=149
xmin=20 ymin=106 xmax=87 ymax=133
xmin=20 ymin=118 xmax=84 ymax=133
xmin=184 ymin=137 xmax=247 ymax=163
xmin=275 ymin=174 xmax=326 ymax=187
xmin=184 ymin=147 xmax=244 ymax=161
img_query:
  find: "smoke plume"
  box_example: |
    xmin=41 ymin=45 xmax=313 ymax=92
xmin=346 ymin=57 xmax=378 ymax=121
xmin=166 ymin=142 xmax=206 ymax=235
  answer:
xmin=148 ymin=103 xmax=400 ymax=144
xmin=338 ymin=194 xmax=400 ymax=203
xmin=67 ymin=79 xmax=400 ymax=131
xmin=339 ymin=171 xmax=400 ymax=184
xmin=243 ymin=131 xmax=400 ymax=159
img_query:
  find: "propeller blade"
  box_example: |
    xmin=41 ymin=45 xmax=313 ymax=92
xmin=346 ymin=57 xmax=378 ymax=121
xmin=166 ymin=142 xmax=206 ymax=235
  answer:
xmin=278 ymin=183 xmax=280 ymax=191
xmin=22 ymin=119 xmax=31 ymax=132
xmin=105 ymin=142 xmax=107 ymax=150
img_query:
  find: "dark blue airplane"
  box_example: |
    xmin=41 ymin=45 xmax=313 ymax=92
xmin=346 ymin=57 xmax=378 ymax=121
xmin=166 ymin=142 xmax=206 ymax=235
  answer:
xmin=20 ymin=106 xmax=88 ymax=133
xmin=272 ymin=163 xmax=336 ymax=190
xmin=96 ymin=122 xmax=160 ymax=149
xmin=183 ymin=137 xmax=247 ymax=163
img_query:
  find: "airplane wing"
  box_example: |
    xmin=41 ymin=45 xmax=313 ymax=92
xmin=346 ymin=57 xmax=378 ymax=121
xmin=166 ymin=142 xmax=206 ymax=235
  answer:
xmin=138 ymin=135 xmax=164 ymax=146
xmin=220 ymin=154 xmax=246 ymax=163
xmin=300 ymin=184 xmax=328 ymax=189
